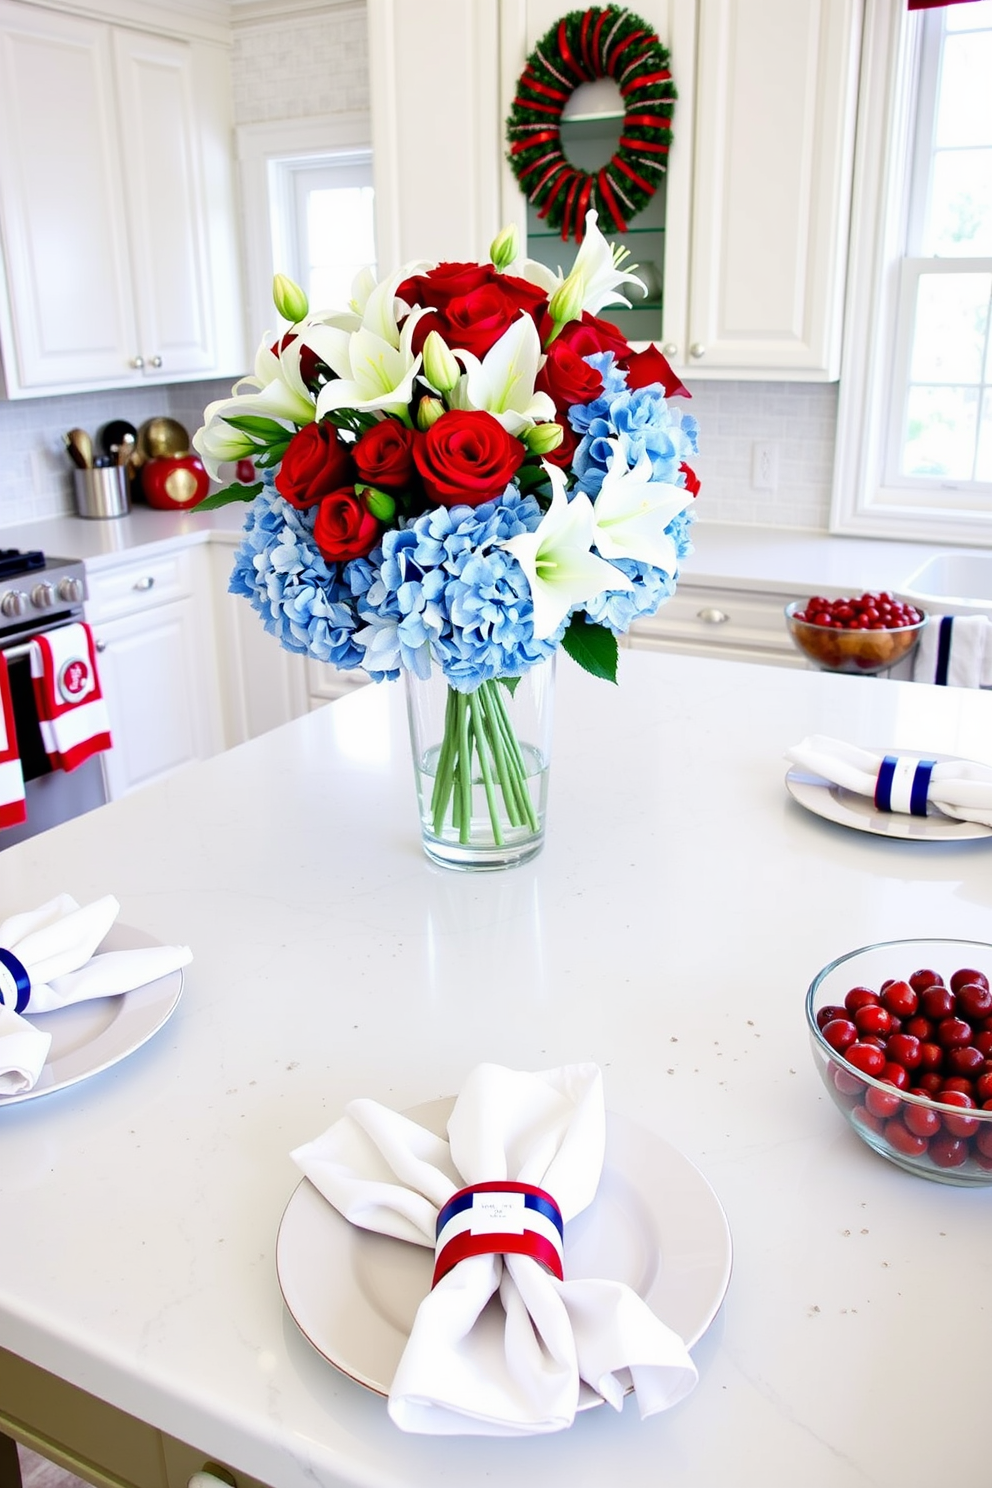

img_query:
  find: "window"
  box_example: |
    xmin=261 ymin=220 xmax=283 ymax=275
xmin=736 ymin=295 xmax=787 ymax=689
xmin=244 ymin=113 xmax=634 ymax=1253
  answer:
xmin=831 ymin=0 xmax=992 ymax=543
xmin=236 ymin=115 xmax=374 ymax=345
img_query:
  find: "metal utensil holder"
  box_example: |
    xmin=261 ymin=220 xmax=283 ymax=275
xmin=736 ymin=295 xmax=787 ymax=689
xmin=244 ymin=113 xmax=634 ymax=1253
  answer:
xmin=74 ymin=465 xmax=130 ymax=519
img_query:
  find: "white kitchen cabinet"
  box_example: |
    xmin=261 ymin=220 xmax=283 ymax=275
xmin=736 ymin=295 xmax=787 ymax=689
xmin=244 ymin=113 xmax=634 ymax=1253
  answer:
xmin=627 ymin=580 xmax=807 ymax=666
xmin=0 ymin=0 xmax=245 ymax=397
xmin=370 ymin=0 xmax=861 ymax=380
xmin=86 ymin=545 xmax=224 ymax=799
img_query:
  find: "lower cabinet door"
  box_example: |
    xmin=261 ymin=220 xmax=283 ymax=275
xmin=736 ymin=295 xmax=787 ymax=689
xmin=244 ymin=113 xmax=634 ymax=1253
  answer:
xmin=95 ymin=598 xmax=213 ymax=799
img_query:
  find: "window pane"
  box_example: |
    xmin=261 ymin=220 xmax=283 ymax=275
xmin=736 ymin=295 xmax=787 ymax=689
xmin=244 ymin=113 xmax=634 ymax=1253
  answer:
xmin=935 ymin=32 xmax=992 ymax=147
xmin=903 ymin=385 xmax=979 ymax=478
xmin=927 ymin=149 xmax=992 ymax=254
xmin=307 ymin=185 xmax=376 ymax=310
xmin=945 ymin=0 xmax=992 ymax=33
xmin=976 ymin=389 xmax=992 ymax=480
xmin=910 ymin=272 xmax=991 ymax=381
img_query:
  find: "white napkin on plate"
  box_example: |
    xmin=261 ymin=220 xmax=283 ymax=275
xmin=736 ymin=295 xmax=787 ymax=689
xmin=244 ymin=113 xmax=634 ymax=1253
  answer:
xmin=292 ymin=1062 xmax=698 ymax=1437
xmin=0 ymin=893 xmax=192 ymax=1014
xmin=785 ymin=735 xmax=992 ymax=826
xmin=0 ymin=893 xmax=192 ymax=1095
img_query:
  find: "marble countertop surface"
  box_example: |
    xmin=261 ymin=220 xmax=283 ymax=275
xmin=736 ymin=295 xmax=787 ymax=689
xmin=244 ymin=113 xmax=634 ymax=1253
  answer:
xmin=1 ymin=651 xmax=991 ymax=1488
xmin=0 ymin=508 xmax=955 ymax=591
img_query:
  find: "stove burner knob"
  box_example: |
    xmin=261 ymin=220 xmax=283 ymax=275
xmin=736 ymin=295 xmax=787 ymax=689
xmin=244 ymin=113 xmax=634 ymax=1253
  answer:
xmin=31 ymin=582 xmax=57 ymax=609
xmin=0 ymin=590 xmax=28 ymax=619
xmin=57 ymin=576 xmax=84 ymax=603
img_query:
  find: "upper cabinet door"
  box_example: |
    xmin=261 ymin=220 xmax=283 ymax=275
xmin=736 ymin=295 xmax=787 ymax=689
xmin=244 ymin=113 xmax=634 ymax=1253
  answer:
xmin=685 ymin=0 xmax=862 ymax=377
xmin=111 ymin=27 xmax=215 ymax=380
xmin=0 ymin=3 xmax=138 ymax=390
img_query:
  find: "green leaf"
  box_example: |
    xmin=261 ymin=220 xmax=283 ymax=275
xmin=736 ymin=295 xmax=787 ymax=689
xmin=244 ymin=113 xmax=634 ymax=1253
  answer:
xmin=561 ymin=614 xmax=619 ymax=682
xmin=194 ymin=481 xmax=263 ymax=510
xmin=498 ymin=675 xmax=521 ymax=698
xmin=223 ymin=414 xmax=294 ymax=439
xmin=321 ymin=407 xmax=380 ymax=435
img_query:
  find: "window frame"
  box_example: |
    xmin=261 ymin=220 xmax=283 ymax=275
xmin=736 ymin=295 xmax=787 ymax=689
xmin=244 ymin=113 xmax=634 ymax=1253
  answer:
xmin=830 ymin=0 xmax=992 ymax=545
xmin=236 ymin=113 xmax=372 ymax=347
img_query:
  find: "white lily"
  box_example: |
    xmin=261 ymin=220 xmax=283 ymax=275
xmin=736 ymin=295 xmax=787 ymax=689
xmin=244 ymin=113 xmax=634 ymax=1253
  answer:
xmin=314 ymin=316 xmax=424 ymax=420
xmin=192 ymin=402 xmax=259 ymax=479
xmin=448 ymin=314 xmax=555 ymax=435
xmin=592 ymin=440 xmax=694 ymax=574
xmin=191 ymin=334 xmax=317 ymax=480
xmin=547 ymin=210 xmax=646 ymax=323
xmin=502 ymin=463 xmax=632 ymax=639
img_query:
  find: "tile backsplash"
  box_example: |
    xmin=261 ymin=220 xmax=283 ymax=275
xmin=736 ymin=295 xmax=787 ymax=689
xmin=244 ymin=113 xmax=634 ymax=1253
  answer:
xmin=0 ymin=0 xmax=838 ymax=535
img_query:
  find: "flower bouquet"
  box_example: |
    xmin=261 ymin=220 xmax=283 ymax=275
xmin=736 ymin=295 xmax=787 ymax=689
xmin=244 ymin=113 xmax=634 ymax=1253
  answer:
xmin=192 ymin=212 xmax=699 ymax=869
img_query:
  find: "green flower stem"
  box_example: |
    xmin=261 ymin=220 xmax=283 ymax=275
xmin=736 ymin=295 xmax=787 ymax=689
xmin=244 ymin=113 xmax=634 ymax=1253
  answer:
xmin=428 ymin=678 xmax=539 ymax=844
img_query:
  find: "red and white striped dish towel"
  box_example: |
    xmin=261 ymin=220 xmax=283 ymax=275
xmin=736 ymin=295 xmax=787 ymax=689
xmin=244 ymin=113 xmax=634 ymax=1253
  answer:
xmin=30 ymin=623 xmax=112 ymax=772
xmin=0 ymin=655 xmax=26 ymax=829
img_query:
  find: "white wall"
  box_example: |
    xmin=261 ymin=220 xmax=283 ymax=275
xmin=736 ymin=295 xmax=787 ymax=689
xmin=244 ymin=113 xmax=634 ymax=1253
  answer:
xmin=0 ymin=0 xmax=835 ymax=533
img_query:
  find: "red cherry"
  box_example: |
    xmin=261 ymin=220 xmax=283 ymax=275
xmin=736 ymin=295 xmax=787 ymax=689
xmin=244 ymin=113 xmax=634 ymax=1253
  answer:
xmin=909 ymin=968 xmax=943 ymax=995
xmin=833 ymin=1064 xmax=865 ymax=1097
xmin=940 ymin=1076 xmax=975 ymax=1097
xmin=946 ymin=1045 xmax=985 ymax=1077
xmin=929 ymin=1133 xmax=969 ymax=1168
xmin=975 ymin=1125 xmax=992 ymax=1158
xmin=822 ymin=1018 xmax=858 ymax=1053
xmin=916 ymin=1071 xmax=944 ymax=1096
xmin=921 ymin=986 xmax=956 ymax=1020
xmin=974 ymin=1031 xmax=992 ymax=1057
xmin=975 ymin=1072 xmax=992 ymax=1102
xmin=905 ymin=1015 xmax=934 ymax=1041
xmin=816 ymin=1003 xmax=848 ymax=1030
xmin=937 ymin=1016 xmax=973 ymax=1049
xmin=904 ymin=1102 xmax=941 ymax=1138
xmin=881 ymin=980 xmax=918 ymax=1017
xmin=881 ymin=1061 xmax=910 ymax=1090
xmin=853 ymin=1104 xmax=886 ymax=1135
xmin=918 ymin=1041 xmax=944 ymax=1073
xmin=954 ymin=982 xmax=992 ymax=1020
xmin=884 ymin=1119 xmax=928 ymax=1156
xmin=845 ymin=986 xmax=880 ymax=1015
xmin=855 ymin=1005 xmax=893 ymax=1037
xmin=846 ymin=1042 xmax=887 ymax=1077
xmin=951 ymin=967 xmax=990 ymax=994
xmin=937 ymin=1090 xmax=980 ymax=1138
xmin=884 ymin=1032 xmax=922 ymax=1070
xmin=865 ymin=1083 xmax=903 ymax=1120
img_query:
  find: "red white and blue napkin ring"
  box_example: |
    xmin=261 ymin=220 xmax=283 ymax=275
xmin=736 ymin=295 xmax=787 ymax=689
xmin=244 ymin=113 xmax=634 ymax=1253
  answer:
xmin=432 ymin=1181 xmax=564 ymax=1288
xmin=874 ymin=755 xmax=937 ymax=817
xmin=0 ymin=947 xmax=31 ymax=1013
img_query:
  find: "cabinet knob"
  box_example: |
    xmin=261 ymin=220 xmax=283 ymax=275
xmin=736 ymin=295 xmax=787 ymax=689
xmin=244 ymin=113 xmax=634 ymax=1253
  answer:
xmin=188 ymin=1467 xmax=237 ymax=1488
xmin=133 ymin=576 xmax=155 ymax=592
xmin=689 ymin=342 xmax=706 ymax=359
xmin=697 ymin=607 xmax=730 ymax=625
xmin=130 ymin=356 xmax=145 ymax=369
xmin=149 ymin=355 xmax=163 ymax=368
xmin=661 ymin=343 xmax=679 ymax=358
xmin=95 ymin=639 xmax=107 ymax=652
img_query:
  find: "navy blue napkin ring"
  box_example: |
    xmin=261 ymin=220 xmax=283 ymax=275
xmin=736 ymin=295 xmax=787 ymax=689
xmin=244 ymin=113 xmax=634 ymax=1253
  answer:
xmin=0 ymin=947 xmax=31 ymax=1013
xmin=874 ymin=755 xmax=936 ymax=817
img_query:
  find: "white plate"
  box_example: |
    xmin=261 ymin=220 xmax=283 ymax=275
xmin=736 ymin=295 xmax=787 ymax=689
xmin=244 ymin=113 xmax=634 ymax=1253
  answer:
xmin=276 ymin=1099 xmax=732 ymax=1404
xmin=0 ymin=922 xmax=184 ymax=1105
xmin=785 ymin=766 xmax=992 ymax=842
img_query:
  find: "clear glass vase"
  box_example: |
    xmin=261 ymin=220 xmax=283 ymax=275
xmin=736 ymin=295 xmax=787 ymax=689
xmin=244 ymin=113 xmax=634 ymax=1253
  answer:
xmin=404 ymin=658 xmax=555 ymax=871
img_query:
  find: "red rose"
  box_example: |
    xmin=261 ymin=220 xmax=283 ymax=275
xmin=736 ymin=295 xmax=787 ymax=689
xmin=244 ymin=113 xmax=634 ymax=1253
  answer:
xmin=541 ymin=310 xmax=631 ymax=361
xmin=400 ymin=264 xmax=548 ymax=358
xmin=542 ymin=419 xmax=581 ymax=470
xmin=536 ymin=339 xmax=604 ymax=410
xmin=398 ymin=262 xmax=494 ymax=308
xmin=622 ymin=343 xmax=691 ymax=399
xmin=412 ymin=410 xmax=526 ymax=508
xmin=312 ymin=488 xmax=382 ymax=562
xmin=275 ymin=422 xmax=353 ymax=509
xmin=679 ymin=462 xmax=701 ymax=497
xmin=352 ymin=419 xmax=419 ymax=492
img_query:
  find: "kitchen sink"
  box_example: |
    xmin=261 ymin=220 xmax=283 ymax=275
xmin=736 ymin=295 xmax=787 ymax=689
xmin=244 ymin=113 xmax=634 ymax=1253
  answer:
xmin=900 ymin=552 xmax=992 ymax=613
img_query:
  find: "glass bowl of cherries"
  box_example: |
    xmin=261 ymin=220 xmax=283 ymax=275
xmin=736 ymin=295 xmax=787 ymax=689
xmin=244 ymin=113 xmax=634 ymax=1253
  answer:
xmin=785 ymin=594 xmax=927 ymax=674
xmin=807 ymin=938 xmax=992 ymax=1186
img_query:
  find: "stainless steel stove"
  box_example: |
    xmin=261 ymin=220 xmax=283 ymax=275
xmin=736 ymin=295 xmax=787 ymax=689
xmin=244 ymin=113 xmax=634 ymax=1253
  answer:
xmin=0 ymin=548 xmax=87 ymax=643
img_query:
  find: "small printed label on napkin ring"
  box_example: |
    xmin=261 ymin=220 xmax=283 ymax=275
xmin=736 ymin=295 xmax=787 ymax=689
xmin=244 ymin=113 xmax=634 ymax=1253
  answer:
xmin=432 ymin=1181 xmax=564 ymax=1288
xmin=0 ymin=947 xmax=31 ymax=1013
xmin=874 ymin=756 xmax=937 ymax=817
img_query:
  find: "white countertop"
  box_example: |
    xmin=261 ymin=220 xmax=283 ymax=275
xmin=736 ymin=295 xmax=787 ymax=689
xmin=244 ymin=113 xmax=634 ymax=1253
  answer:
xmin=0 ymin=508 xmax=953 ymax=592
xmin=1 ymin=651 xmax=991 ymax=1488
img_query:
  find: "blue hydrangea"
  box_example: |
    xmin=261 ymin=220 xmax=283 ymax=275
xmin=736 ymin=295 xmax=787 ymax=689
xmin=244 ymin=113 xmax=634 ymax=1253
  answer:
xmin=568 ymin=352 xmax=698 ymax=497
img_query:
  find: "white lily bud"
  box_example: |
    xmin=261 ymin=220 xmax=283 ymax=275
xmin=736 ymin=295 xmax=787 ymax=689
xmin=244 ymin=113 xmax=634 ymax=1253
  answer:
xmin=272 ymin=273 xmax=309 ymax=323
xmin=489 ymin=224 xmax=520 ymax=272
xmin=422 ymin=331 xmax=460 ymax=394
xmin=547 ymin=273 xmax=585 ymax=330
xmin=416 ymin=395 xmax=445 ymax=430
xmin=522 ymin=421 xmax=565 ymax=455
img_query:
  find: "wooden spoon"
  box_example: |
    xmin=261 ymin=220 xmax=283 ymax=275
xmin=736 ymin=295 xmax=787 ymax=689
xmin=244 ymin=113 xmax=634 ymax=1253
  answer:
xmin=64 ymin=428 xmax=94 ymax=469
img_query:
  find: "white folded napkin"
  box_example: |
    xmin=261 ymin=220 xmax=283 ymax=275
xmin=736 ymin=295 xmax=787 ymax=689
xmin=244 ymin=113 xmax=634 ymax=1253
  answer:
xmin=0 ymin=893 xmax=191 ymax=1015
xmin=785 ymin=735 xmax=992 ymax=826
xmin=0 ymin=893 xmax=192 ymax=1095
xmin=0 ymin=1005 xmax=51 ymax=1097
xmin=292 ymin=1062 xmax=698 ymax=1437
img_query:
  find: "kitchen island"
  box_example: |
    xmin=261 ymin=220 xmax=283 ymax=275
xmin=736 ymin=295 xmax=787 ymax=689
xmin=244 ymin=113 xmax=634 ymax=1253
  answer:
xmin=1 ymin=650 xmax=990 ymax=1488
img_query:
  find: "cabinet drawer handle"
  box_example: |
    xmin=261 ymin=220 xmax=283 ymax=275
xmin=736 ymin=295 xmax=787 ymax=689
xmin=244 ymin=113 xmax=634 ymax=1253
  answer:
xmin=133 ymin=576 xmax=155 ymax=592
xmin=129 ymin=356 xmax=144 ymax=369
xmin=661 ymin=342 xmax=679 ymax=357
xmin=689 ymin=342 xmax=706 ymax=359
xmin=697 ymin=607 xmax=729 ymax=625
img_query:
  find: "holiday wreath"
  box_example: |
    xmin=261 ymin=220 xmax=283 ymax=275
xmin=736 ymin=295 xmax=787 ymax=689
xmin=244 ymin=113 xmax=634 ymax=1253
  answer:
xmin=506 ymin=5 xmax=676 ymax=243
